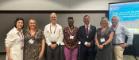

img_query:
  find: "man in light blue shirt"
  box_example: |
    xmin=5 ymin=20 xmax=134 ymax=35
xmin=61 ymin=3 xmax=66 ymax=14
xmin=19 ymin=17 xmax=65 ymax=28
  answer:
xmin=111 ymin=16 xmax=133 ymax=60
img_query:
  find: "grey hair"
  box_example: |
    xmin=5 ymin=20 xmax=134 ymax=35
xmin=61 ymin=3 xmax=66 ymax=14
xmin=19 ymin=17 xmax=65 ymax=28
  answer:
xmin=111 ymin=16 xmax=120 ymax=22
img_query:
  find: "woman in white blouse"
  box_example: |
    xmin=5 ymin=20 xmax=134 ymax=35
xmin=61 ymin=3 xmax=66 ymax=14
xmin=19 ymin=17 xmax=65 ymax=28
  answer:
xmin=5 ymin=17 xmax=24 ymax=60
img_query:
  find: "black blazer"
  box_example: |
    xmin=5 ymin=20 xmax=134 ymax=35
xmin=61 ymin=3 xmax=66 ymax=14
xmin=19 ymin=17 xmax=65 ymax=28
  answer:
xmin=77 ymin=25 xmax=96 ymax=45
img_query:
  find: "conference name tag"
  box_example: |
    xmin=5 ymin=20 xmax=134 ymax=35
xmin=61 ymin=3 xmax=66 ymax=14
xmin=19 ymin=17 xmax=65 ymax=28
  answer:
xmin=70 ymin=35 xmax=74 ymax=39
xmin=100 ymin=38 xmax=105 ymax=43
xmin=28 ymin=39 xmax=34 ymax=44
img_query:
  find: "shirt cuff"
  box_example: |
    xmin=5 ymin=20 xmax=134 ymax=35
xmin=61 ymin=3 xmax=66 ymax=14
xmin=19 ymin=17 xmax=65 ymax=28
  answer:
xmin=58 ymin=42 xmax=64 ymax=45
xmin=78 ymin=41 xmax=81 ymax=44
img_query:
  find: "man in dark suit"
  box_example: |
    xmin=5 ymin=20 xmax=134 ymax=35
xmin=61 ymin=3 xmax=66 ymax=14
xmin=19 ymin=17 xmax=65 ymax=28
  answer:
xmin=78 ymin=15 xmax=96 ymax=60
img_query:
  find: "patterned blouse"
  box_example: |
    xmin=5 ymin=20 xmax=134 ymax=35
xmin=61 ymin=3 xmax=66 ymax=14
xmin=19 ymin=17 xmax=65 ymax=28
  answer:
xmin=63 ymin=27 xmax=78 ymax=48
xmin=24 ymin=29 xmax=44 ymax=60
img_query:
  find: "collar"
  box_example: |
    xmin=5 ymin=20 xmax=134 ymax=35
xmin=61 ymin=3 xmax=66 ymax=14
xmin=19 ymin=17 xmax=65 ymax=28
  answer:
xmin=13 ymin=27 xmax=23 ymax=34
xmin=50 ymin=23 xmax=57 ymax=27
xmin=84 ymin=24 xmax=91 ymax=28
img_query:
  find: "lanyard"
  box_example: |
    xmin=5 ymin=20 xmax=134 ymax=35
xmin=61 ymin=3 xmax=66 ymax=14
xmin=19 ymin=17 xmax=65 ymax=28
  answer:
xmin=50 ymin=24 xmax=57 ymax=34
xmin=68 ymin=27 xmax=75 ymax=36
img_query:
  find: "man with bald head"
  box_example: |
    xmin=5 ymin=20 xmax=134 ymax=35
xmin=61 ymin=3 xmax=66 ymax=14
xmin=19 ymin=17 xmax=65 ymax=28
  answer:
xmin=44 ymin=12 xmax=64 ymax=60
xmin=111 ymin=16 xmax=133 ymax=60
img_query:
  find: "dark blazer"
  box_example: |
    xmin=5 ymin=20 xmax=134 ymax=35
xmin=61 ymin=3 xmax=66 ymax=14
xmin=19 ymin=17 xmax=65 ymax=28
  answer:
xmin=77 ymin=25 xmax=96 ymax=46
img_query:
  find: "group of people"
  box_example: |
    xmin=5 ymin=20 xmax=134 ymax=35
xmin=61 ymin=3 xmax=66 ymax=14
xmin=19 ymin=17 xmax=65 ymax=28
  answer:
xmin=5 ymin=12 xmax=133 ymax=60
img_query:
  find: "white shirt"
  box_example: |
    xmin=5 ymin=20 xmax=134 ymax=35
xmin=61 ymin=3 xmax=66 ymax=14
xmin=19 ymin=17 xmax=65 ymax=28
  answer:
xmin=5 ymin=27 xmax=24 ymax=60
xmin=5 ymin=27 xmax=24 ymax=48
xmin=44 ymin=23 xmax=64 ymax=46
xmin=112 ymin=24 xmax=133 ymax=45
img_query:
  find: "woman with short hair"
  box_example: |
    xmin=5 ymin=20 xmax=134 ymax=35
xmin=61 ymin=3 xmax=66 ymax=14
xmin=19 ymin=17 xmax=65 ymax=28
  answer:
xmin=5 ymin=17 xmax=24 ymax=60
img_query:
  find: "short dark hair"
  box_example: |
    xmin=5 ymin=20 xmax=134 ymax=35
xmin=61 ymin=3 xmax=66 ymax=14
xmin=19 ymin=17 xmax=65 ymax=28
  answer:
xmin=14 ymin=17 xmax=24 ymax=28
xmin=68 ymin=17 xmax=73 ymax=20
xmin=84 ymin=15 xmax=89 ymax=18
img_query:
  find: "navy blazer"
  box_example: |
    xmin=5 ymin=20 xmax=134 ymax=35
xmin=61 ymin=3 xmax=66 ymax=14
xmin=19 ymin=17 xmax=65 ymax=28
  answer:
xmin=77 ymin=25 xmax=96 ymax=45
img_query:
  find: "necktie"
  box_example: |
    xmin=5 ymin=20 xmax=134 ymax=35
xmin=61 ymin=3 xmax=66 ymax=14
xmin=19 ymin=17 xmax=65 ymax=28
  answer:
xmin=86 ymin=26 xmax=89 ymax=35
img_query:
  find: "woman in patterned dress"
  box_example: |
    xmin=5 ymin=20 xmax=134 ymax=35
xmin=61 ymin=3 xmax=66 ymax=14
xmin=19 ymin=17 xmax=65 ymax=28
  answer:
xmin=24 ymin=18 xmax=45 ymax=60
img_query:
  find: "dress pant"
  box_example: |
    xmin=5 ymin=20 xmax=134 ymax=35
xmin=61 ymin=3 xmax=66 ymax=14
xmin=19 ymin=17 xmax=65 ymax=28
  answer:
xmin=114 ymin=45 xmax=125 ymax=60
xmin=59 ymin=45 xmax=65 ymax=60
xmin=46 ymin=45 xmax=60 ymax=60
xmin=79 ymin=44 xmax=96 ymax=60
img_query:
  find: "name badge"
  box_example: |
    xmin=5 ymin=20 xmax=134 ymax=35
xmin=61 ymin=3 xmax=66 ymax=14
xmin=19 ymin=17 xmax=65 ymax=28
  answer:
xmin=28 ymin=39 xmax=34 ymax=44
xmin=70 ymin=35 xmax=74 ymax=39
xmin=100 ymin=38 xmax=105 ymax=43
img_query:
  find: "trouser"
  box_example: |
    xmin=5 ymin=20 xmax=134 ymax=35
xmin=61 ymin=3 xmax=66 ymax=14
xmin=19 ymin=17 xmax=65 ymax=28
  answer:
xmin=46 ymin=45 xmax=60 ymax=60
xmin=114 ymin=45 xmax=125 ymax=60
xmin=79 ymin=44 xmax=96 ymax=60
xmin=64 ymin=46 xmax=78 ymax=60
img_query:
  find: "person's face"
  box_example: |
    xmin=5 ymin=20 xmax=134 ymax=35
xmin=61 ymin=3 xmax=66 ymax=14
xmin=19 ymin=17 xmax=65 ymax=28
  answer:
xmin=83 ymin=16 xmax=90 ymax=25
xmin=29 ymin=19 xmax=36 ymax=29
xmin=16 ymin=20 xmax=24 ymax=29
xmin=50 ymin=15 xmax=57 ymax=24
xmin=100 ymin=20 xmax=108 ymax=28
xmin=68 ymin=19 xmax=74 ymax=27
xmin=112 ymin=17 xmax=119 ymax=26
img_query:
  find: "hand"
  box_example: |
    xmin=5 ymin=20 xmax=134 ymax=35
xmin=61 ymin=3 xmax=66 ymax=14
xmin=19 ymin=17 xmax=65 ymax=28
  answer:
xmin=38 ymin=56 xmax=42 ymax=60
xmin=50 ymin=44 xmax=57 ymax=49
xmin=65 ymin=44 xmax=71 ymax=49
xmin=99 ymin=45 xmax=104 ymax=49
xmin=8 ymin=57 xmax=13 ymax=60
xmin=84 ymin=42 xmax=91 ymax=48
xmin=120 ymin=43 xmax=127 ymax=49
xmin=86 ymin=43 xmax=91 ymax=48
xmin=71 ymin=45 xmax=78 ymax=49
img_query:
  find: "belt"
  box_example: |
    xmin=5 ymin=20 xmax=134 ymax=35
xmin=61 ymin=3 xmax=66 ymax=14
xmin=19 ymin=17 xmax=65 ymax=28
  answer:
xmin=113 ymin=43 xmax=125 ymax=45
xmin=51 ymin=41 xmax=56 ymax=44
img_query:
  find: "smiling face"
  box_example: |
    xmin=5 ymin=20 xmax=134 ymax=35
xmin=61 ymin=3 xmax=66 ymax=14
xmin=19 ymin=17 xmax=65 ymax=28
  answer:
xmin=100 ymin=20 xmax=108 ymax=28
xmin=100 ymin=17 xmax=109 ymax=28
xmin=83 ymin=15 xmax=90 ymax=25
xmin=28 ymin=19 xmax=37 ymax=30
xmin=16 ymin=20 xmax=24 ymax=30
xmin=112 ymin=16 xmax=119 ymax=26
xmin=68 ymin=17 xmax=74 ymax=27
xmin=50 ymin=13 xmax=57 ymax=25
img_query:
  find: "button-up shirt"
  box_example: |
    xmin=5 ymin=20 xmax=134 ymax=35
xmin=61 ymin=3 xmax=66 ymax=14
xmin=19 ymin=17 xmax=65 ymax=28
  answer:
xmin=44 ymin=23 xmax=64 ymax=46
xmin=112 ymin=24 xmax=133 ymax=45
xmin=5 ymin=27 xmax=24 ymax=48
